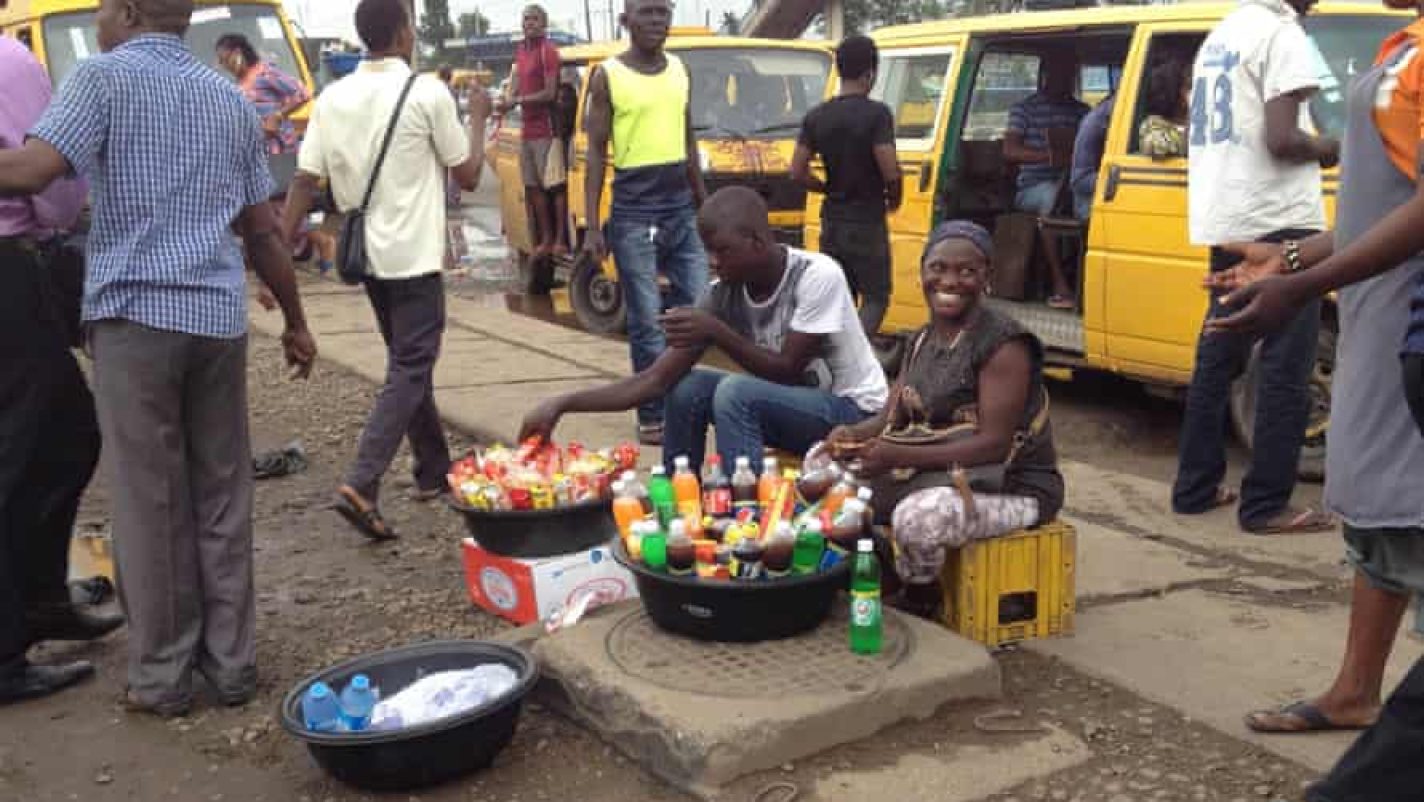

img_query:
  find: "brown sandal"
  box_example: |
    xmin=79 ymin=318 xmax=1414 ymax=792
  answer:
xmin=1244 ymin=507 xmax=1336 ymax=536
xmin=333 ymin=486 xmax=398 ymax=541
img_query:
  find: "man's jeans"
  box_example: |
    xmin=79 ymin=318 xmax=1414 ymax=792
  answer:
xmin=1172 ymin=229 xmax=1321 ymax=529
xmin=1015 ymin=179 xmax=1061 ymax=216
xmin=662 ymin=369 xmax=869 ymax=474
xmin=608 ymin=208 xmax=709 ymax=427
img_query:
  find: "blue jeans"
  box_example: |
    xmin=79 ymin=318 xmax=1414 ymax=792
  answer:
xmin=1015 ymin=179 xmax=1061 ymax=216
xmin=662 ymin=369 xmax=869 ymax=474
xmin=608 ymin=208 xmax=710 ymax=427
xmin=1172 ymin=230 xmax=1321 ymax=528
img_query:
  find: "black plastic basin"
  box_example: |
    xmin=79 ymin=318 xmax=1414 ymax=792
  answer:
xmin=613 ymin=541 xmax=850 ymax=642
xmin=447 ymin=496 xmax=616 ymax=558
xmin=279 ymin=640 xmax=538 ymax=792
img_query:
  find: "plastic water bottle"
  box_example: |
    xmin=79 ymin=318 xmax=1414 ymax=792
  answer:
xmin=301 ymin=681 xmax=342 ymax=733
xmin=339 ymin=674 xmax=380 ymax=731
xmin=850 ymin=539 xmax=883 ymax=655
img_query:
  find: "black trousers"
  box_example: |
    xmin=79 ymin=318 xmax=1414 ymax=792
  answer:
xmin=0 ymin=239 xmax=101 ymax=671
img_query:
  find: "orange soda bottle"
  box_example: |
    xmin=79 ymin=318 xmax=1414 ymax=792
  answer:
xmin=757 ymin=457 xmax=781 ymax=512
xmin=672 ymin=455 xmax=702 ymax=520
xmin=611 ymin=480 xmax=644 ymax=544
xmin=823 ymin=471 xmax=857 ymax=519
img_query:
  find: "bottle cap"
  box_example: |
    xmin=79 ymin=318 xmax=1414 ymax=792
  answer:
xmin=651 ymin=465 xmax=666 ymax=476
xmin=309 ymin=681 xmax=331 ymax=699
xmin=857 ymin=539 xmax=873 ymax=553
xmin=707 ymin=454 xmax=722 ymax=465
xmin=674 ymin=455 xmax=690 ymax=469
xmin=669 ymin=519 xmax=688 ymax=539
xmin=621 ymin=469 xmax=637 ymax=483
xmin=612 ymin=480 xmax=626 ymax=494
xmin=802 ymin=519 xmax=823 ymax=533
xmin=351 ymin=674 xmax=370 ymax=691
xmin=735 ymin=455 xmax=751 ymax=467
xmin=857 ymin=487 xmax=873 ymax=501
xmin=764 ymin=457 xmax=778 ymax=470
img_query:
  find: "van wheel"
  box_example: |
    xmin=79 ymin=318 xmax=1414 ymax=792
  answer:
xmin=1229 ymin=314 xmax=1336 ymax=483
xmin=520 ymin=250 xmax=557 ymax=296
xmin=570 ymin=255 xmax=627 ymax=335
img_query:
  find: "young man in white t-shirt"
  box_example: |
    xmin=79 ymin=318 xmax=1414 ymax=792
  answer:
xmin=282 ymin=0 xmax=492 ymax=540
xmin=1176 ymin=0 xmax=1339 ymax=534
xmin=521 ymin=187 xmax=888 ymax=473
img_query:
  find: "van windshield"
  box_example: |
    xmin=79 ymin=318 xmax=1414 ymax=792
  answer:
xmin=1302 ymin=14 xmax=1409 ymax=137
xmin=42 ymin=3 xmax=305 ymax=92
xmin=683 ymin=47 xmax=830 ymax=140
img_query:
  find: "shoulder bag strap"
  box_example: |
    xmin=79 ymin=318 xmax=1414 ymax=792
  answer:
xmin=358 ymin=74 xmax=418 ymax=213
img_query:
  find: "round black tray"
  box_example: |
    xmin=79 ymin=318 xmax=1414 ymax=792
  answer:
xmin=279 ymin=640 xmax=539 ymax=792
xmin=613 ymin=540 xmax=850 ymax=642
xmin=446 ymin=495 xmax=617 ymax=558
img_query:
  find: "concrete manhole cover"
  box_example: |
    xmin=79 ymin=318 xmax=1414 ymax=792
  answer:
xmin=605 ymin=607 xmax=913 ymax=698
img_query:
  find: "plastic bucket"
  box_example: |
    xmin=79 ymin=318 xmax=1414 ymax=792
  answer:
xmin=613 ymin=541 xmax=850 ymax=642
xmin=279 ymin=640 xmax=538 ymax=792
xmin=446 ymin=496 xmax=616 ymax=558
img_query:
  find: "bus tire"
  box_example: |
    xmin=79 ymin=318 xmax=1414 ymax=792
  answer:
xmin=1229 ymin=312 xmax=1335 ymax=484
xmin=570 ymin=255 xmax=627 ymax=335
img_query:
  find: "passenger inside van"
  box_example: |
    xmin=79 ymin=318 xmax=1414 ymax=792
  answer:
xmin=1004 ymin=49 xmax=1089 ymax=309
xmin=1070 ymin=94 xmax=1114 ymax=221
xmin=1138 ymin=54 xmax=1192 ymax=159
xmin=1004 ymin=49 xmax=1090 ymax=216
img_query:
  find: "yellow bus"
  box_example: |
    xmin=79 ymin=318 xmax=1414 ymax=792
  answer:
xmin=487 ymin=33 xmax=833 ymax=333
xmin=806 ymin=3 xmax=1410 ymax=477
xmin=0 ymin=0 xmax=315 ymax=127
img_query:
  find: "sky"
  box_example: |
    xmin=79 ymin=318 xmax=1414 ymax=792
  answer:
xmin=283 ymin=0 xmax=749 ymax=43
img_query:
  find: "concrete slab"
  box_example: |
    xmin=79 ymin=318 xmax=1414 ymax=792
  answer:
xmin=1069 ymin=515 xmax=1234 ymax=599
xmin=812 ymin=726 xmax=1092 ymax=802
xmin=1062 ymin=461 xmax=1350 ymax=581
xmin=532 ymin=600 xmax=1001 ymax=797
xmin=1032 ymin=588 xmax=1424 ymax=772
xmin=439 ymin=381 xmax=663 ymax=464
xmin=433 ymin=336 xmax=599 ymax=390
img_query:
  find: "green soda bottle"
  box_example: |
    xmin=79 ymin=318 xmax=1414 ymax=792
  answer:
xmin=647 ymin=465 xmax=676 ymax=528
xmin=642 ymin=522 xmax=668 ymax=573
xmin=849 ymin=538 xmax=882 ymax=655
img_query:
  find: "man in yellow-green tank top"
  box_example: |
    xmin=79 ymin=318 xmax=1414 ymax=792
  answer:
xmin=582 ymin=0 xmax=709 ymax=445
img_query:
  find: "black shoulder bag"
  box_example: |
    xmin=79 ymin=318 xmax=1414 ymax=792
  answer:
xmin=337 ymin=74 xmax=418 ymax=285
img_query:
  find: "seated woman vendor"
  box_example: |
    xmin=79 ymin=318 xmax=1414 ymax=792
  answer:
xmin=825 ymin=221 xmax=1064 ymax=616
xmin=520 ymin=187 xmax=888 ymax=471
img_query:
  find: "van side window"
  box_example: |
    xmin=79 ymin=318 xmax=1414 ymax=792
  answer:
xmin=872 ymin=51 xmax=955 ymax=145
xmin=1131 ymin=35 xmax=1204 ymax=157
xmin=964 ymin=52 xmax=1040 ymax=141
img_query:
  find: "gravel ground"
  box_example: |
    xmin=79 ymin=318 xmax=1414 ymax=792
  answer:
xmin=0 ymin=334 xmax=1329 ymax=802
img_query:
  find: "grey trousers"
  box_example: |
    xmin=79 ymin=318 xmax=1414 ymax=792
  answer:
xmin=345 ymin=273 xmax=450 ymax=502
xmin=90 ymin=320 xmax=255 ymax=706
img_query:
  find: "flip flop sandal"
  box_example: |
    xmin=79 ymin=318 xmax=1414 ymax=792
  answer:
xmin=637 ymin=423 xmax=664 ymax=446
xmin=1210 ymin=486 xmax=1239 ymax=510
xmin=1245 ymin=507 xmax=1336 ymax=536
xmin=1047 ymin=295 xmax=1076 ymax=310
xmin=1244 ymin=700 xmax=1371 ymax=734
xmin=333 ymin=488 xmax=398 ymax=541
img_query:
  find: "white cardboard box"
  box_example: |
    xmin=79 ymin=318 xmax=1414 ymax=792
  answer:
xmin=461 ymin=538 xmax=638 ymax=626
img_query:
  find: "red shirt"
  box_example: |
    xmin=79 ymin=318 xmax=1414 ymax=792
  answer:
xmin=515 ymin=37 xmax=560 ymax=141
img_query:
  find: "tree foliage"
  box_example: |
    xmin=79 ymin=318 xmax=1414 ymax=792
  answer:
xmin=418 ymin=0 xmax=458 ymax=52
xmin=458 ymin=10 xmax=492 ymax=38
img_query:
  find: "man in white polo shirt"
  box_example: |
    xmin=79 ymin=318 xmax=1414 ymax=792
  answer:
xmin=1175 ymin=0 xmax=1339 ymax=535
xmin=283 ymin=0 xmax=492 ymax=540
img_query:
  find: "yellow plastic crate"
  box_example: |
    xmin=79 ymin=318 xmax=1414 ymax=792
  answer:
xmin=940 ymin=520 xmax=1076 ymax=648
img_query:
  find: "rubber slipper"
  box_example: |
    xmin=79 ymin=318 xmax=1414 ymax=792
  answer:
xmin=637 ymin=423 xmax=664 ymax=447
xmin=1245 ymin=700 xmax=1371 ymax=733
xmin=1245 ymin=507 xmax=1336 ymax=535
xmin=1047 ymin=294 xmax=1076 ymax=310
xmin=1210 ymin=486 xmax=1239 ymax=510
xmin=333 ymin=487 xmax=398 ymax=541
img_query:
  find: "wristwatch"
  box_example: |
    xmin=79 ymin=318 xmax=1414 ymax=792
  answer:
xmin=1283 ymin=240 xmax=1304 ymax=273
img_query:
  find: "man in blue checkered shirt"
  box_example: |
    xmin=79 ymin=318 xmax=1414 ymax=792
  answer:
xmin=0 ymin=0 xmax=316 ymax=717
